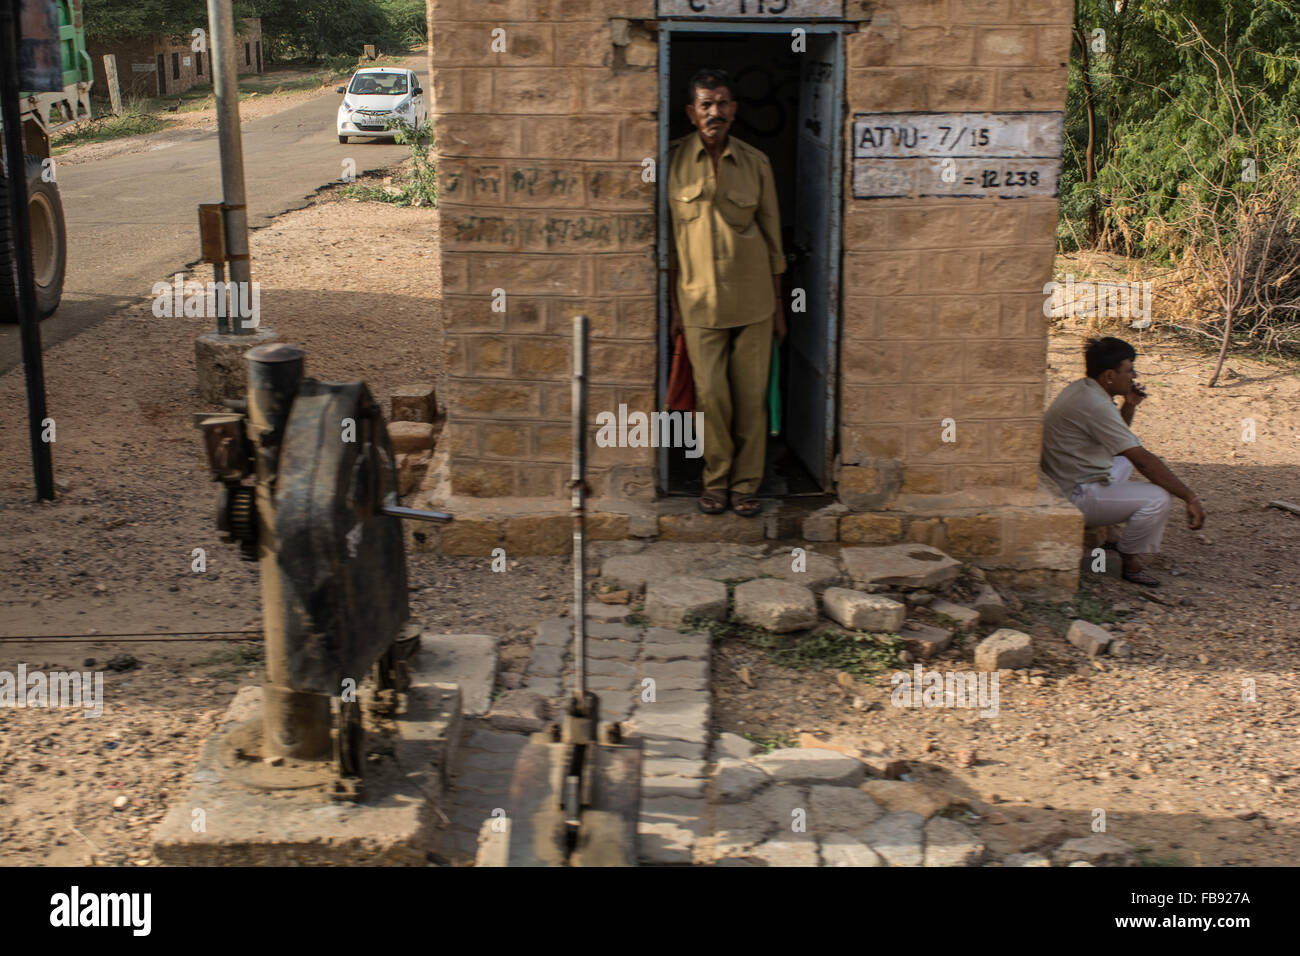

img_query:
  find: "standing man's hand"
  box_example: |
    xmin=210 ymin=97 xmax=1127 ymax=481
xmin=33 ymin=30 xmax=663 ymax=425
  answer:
xmin=670 ymin=304 xmax=684 ymax=340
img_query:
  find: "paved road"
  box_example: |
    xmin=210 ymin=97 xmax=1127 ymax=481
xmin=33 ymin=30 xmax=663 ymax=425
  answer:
xmin=0 ymin=55 xmax=425 ymax=376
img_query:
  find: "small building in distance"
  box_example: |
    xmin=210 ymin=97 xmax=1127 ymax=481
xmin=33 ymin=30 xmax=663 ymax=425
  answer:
xmin=88 ymin=17 xmax=263 ymax=99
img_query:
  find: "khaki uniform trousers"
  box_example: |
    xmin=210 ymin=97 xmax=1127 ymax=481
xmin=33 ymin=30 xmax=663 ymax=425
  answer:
xmin=683 ymin=317 xmax=772 ymax=496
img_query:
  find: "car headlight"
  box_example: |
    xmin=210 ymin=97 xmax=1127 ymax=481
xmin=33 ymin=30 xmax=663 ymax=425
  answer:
xmin=395 ymin=96 xmax=411 ymax=113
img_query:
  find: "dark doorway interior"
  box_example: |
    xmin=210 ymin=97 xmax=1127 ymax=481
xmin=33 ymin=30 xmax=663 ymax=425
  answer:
xmin=156 ymin=53 xmax=166 ymax=94
xmin=664 ymin=32 xmax=839 ymax=499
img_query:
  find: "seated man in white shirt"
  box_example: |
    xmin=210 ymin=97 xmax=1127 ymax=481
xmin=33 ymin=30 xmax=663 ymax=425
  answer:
xmin=1041 ymin=337 xmax=1206 ymax=587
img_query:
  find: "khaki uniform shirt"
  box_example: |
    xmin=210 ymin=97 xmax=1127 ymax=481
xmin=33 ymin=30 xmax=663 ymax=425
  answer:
xmin=1041 ymin=377 xmax=1143 ymax=495
xmin=667 ymin=132 xmax=785 ymax=329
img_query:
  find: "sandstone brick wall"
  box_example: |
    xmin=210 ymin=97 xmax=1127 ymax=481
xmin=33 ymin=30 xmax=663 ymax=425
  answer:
xmin=431 ymin=0 xmax=659 ymax=499
xmin=430 ymin=0 xmax=1072 ymax=509
xmin=837 ymin=0 xmax=1072 ymax=507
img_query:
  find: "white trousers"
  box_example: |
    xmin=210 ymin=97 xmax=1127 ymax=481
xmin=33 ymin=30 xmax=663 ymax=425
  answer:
xmin=1070 ymin=455 xmax=1172 ymax=555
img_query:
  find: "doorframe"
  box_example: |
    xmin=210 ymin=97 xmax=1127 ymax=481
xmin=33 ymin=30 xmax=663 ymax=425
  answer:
xmin=656 ymin=20 xmax=847 ymax=495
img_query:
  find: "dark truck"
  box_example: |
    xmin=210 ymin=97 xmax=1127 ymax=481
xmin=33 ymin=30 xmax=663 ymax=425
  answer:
xmin=1 ymin=0 xmax=92 ymax=322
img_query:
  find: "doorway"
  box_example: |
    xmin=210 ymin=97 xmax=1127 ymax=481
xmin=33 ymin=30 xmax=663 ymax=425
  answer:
xmin=658 ymin=24 xmax=843 ymax=498
xmin=156 ymin=53 xmax=166 ymax=95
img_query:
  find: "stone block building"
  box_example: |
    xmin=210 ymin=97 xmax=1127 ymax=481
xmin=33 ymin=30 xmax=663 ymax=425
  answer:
xmin=420 ymin=0 xmax=1082 ymax=596
xmin=89 ymin=18 xmax=263 ymax=99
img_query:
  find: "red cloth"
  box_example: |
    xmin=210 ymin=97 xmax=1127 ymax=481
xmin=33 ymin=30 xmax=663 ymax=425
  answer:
xmin=666 ymin=330 xmax=695 ymax=412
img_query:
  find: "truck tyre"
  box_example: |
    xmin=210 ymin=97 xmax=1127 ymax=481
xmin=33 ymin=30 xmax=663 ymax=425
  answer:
xmin=0 ymin=153 xmax=68 ymax=323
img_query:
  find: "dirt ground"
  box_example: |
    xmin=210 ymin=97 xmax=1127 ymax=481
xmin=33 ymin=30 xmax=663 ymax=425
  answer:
xmin=1 ymin=187 xmax=1297 ymax=866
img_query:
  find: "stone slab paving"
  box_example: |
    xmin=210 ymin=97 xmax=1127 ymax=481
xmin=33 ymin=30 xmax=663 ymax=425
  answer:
xmin=452 ymin=542 xmax=1137 ymax=866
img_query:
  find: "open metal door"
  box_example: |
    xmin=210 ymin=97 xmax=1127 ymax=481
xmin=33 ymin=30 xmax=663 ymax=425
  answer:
xmin=785 ymin=33 xmax=842 ymax=488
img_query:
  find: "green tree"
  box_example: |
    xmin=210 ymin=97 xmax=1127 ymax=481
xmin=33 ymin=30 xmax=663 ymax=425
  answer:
xmin=1061 ymin=0 xmax=1300 ymax=258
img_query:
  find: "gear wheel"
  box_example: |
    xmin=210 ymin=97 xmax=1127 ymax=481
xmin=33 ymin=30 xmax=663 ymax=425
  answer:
xmin=221 ymin=485 xmax=258 ymax=561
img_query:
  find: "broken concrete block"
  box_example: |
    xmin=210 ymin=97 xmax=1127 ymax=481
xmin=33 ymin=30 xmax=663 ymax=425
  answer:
xmin=923 ymin=817 xmax=986 ymax=867
xmin=750 ymin=748 xmax=866 ymax=786
xmin=821 ymin=835 xmax=883 ymax=867
xmin=861 ymin=810 xmax=924 ymax=866
xmin=391 ymin=383 xmax=437 ymax=423
xmin=485 ymin=690 xmax=547 ymax=733
xmin=714 ymin=758 xmax=770 ymax=802
xmin=759 ymin=551 xmax=843 ymax=592
xmin=974 ymin=628 xmax=1034 ymax=671
xmin=715 ymin=732 xmax=759 ymax=760
xmin=840 ymin=544 xmax=961 ymax=592
xmin=973 ymin=585 xmax=1007 ymax=625
xmin=733 ymin=579 xmax=818 ymax=633
xmin=388 ymin=421 xmax=435 ymax=453
xmin=898 ymin=621 xmax=953 ymax=659
xmin=1052 ymin=835 xmax=1137 ymax=867
xmin=644 ymin=575 xmax=727 ymax=627
xmin=929 ymin=599 xmax=980 ymax=629
xmin=395 ymin=450 xmax=431 ymax=496
xmin=1067 ymin=619 xmax=1111 ymax=657
xmin=601 ymin=553 xmax=686 ymax=593
xmin=822 ymin=588 xmax=906 ymax=632
xmin=808 ymin=784 xmax=884 ymax=832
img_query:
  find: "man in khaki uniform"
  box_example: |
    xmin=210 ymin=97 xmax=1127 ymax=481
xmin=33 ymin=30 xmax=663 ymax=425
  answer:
xmin=668 ymin=68 xmax=786 ymax=517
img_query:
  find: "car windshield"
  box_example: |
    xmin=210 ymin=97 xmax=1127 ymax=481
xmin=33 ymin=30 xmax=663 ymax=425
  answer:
xmin=349 ymin=73 xmax=408 ymax=96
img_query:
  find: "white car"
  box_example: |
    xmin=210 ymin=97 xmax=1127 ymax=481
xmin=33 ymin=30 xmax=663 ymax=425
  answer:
xmin=336 ymin=67 xmax=427 ymax=143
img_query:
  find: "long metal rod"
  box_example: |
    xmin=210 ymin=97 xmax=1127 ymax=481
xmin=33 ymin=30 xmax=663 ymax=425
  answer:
xmin=1 ymin=0 xmax=54 ymax=500
xmin=571 ymin=314 xmax=588 ymax=704
xmin=205 ymin=0 xmax=253 ymax=332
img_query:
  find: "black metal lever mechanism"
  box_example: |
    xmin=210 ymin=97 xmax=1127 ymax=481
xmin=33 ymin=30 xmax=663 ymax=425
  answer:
xmin=194 ymin=344 xmax=453 ymax=798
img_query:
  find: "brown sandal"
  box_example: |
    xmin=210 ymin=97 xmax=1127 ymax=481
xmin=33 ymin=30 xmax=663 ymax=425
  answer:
xmin=698 ymin=490 xmax=727 ymax=514
xmin=731 ymin=492 xmax=761 ymax=518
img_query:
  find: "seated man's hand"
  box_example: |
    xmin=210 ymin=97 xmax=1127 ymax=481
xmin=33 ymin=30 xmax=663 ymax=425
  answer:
xmin=1124 ymin=382 xmax=1148 ymax=408
xmin=1185 ymin=495 xmax=1205 ymax=530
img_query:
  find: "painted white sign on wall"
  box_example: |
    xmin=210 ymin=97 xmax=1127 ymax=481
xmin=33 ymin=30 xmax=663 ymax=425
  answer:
xmin=658 ymin=0 xmax=844 ymax=18
xmin=852 ymin=111 xmax=1065 ymax=199
xmin=131 ymin=62 xmax=156 ymax=72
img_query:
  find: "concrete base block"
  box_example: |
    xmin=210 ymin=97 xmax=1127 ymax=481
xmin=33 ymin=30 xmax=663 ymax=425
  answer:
xmin=418 ymin=634 xmax=499 ymax=715
xmin=195 ymin=328 xmax=279 ymax=406
xmin=152 ymin=655 xmax=463 ymax=866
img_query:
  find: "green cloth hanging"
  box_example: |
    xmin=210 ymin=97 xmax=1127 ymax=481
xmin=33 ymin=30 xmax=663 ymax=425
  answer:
xmin=768 ymin=338 xmax=781 ymax=437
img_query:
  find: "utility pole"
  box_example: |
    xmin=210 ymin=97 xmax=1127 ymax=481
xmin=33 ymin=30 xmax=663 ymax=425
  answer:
xmin=206 ymin=0 xmax=252 ymax=332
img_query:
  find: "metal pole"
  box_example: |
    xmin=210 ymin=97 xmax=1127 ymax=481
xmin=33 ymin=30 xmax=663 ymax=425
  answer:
xmin=1 ymin=0 xmax=54 ymax=501
xmin=205 ymin=0 xmax=253 ymax=333
xmin=571 ymin=315 xmax=588 ymax=706
xmin=245 ymin=343 xmax=331 ymax=760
